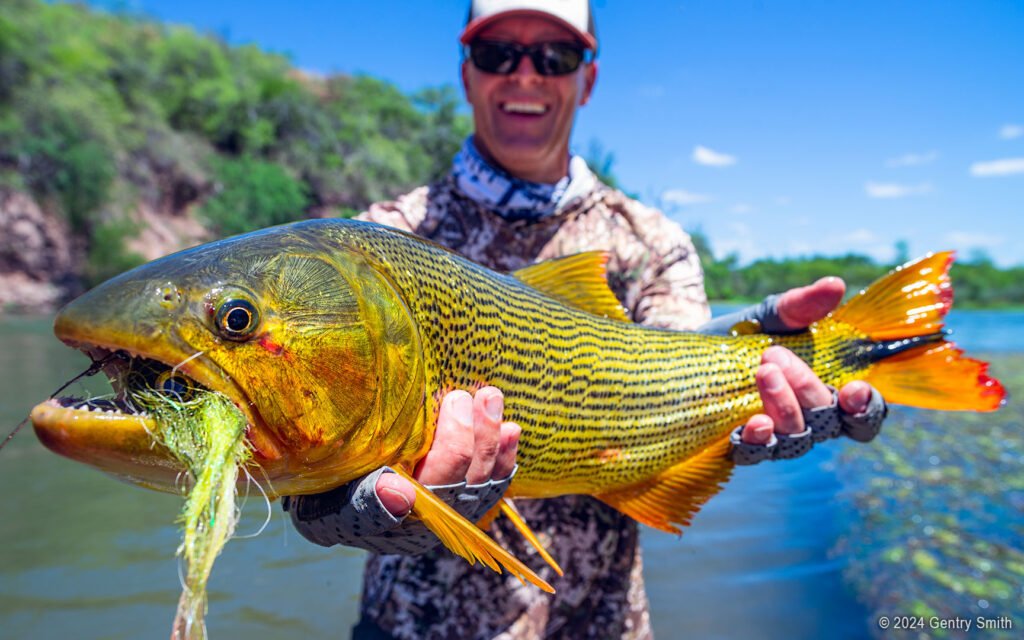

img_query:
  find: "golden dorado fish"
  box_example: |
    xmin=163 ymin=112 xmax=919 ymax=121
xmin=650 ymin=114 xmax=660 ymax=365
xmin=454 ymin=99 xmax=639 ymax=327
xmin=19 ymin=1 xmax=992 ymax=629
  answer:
xmin=31 ymin=219 xmax=1005 ymax=591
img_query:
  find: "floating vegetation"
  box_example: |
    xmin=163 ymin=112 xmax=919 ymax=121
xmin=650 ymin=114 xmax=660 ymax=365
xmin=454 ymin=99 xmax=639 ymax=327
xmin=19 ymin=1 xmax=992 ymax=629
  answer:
xmin=833 ymin=354 xmax=1024 ymax=639
xmin=135 ymin=389 xmax=251 ymax=640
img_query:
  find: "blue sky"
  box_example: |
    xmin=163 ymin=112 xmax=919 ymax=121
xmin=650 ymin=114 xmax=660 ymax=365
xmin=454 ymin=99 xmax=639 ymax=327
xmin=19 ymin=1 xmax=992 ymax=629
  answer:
xmin=96 ymin=1 xmax=1024 ymax=266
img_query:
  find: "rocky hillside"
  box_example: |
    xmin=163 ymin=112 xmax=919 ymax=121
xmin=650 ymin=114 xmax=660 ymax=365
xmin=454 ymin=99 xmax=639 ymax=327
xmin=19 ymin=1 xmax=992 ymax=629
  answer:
xmin=0 ymin=0 xmax=470 ymax=313
xmin=1 ymin=189 xmax=80 ymax=311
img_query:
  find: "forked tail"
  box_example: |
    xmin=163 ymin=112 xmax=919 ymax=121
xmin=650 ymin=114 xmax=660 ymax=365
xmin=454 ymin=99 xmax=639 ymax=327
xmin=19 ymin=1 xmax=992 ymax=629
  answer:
xmin=826 ymin=251 xmax=1005 ymax=411
xmin=596 ymin=252 xmax=1006 ymax=537
xmin=389 ymin=252 xmax=1006 ymax=588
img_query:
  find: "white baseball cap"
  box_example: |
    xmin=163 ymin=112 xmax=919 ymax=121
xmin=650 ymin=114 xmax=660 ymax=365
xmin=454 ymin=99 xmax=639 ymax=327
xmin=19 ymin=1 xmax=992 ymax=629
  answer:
xmin=460 ymin=0 xmax=597 ymax=51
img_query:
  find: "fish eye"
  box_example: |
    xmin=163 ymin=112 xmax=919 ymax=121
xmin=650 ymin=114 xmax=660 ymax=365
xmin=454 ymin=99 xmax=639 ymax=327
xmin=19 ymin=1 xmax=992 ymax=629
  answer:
xmin=215 ymin=299 xmax=260 ymax=340
xmin=155 ymin=371 xmax=195 ymax=400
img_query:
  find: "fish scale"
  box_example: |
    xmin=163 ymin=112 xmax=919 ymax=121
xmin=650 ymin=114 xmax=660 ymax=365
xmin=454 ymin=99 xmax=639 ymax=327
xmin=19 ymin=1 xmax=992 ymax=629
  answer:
xmin=335 ymin=223 xmax=832 ymax=495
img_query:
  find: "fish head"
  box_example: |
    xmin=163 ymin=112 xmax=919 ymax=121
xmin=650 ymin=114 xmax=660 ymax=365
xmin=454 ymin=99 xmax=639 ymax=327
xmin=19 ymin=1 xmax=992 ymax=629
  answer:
xmin=32 ymin=222 xmax=426 ymax=496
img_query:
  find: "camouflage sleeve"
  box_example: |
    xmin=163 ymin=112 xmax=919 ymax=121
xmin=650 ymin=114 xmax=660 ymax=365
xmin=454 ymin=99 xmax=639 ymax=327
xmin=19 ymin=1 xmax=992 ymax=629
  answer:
xmin=614 ymin=194 xmax=711 ymax=331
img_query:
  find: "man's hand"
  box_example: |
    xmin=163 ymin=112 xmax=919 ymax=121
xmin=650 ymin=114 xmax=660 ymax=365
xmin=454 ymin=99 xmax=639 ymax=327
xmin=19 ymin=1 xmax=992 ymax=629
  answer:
xmin=739 ymin=277 xmax=877 ymax=445
xmin=375 ymin=386 xmax=521 ymax=517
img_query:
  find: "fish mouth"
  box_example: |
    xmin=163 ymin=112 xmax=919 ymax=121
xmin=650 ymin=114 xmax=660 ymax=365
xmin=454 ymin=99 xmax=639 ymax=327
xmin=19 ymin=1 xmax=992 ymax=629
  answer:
xmin=31 ymin=338 xmax=265 ymax=494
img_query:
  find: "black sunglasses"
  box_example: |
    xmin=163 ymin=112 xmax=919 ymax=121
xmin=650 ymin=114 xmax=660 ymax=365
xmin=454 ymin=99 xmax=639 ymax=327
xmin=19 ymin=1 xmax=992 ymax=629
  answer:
xmin=467 ymin=40 xmax=592 ymax=76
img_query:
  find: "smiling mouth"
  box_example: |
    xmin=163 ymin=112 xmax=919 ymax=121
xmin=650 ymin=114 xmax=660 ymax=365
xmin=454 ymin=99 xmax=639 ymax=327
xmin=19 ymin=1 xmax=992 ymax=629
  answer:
xmin=501 ymin=101 xmax=548 ymax=115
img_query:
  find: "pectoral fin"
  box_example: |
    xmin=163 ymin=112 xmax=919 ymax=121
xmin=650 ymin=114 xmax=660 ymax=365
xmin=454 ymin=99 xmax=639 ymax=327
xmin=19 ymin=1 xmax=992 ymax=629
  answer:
xmin=498 ymin=499 xmax=564 ymax=577
xmin=476 ymin=501 xmax=503 ymax=530
xmin=474 ymin=499 xmax=563 ymax=576
xmin=393 ymin=468 xmax=554 ymax=593
xmin=595 ymin=437 xmax=734 ymax=534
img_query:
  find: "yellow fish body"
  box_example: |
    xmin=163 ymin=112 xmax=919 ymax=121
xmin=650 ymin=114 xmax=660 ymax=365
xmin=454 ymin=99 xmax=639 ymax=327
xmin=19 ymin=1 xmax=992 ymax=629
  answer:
xmin=31 ymin=219 xmax=1005 ymax=591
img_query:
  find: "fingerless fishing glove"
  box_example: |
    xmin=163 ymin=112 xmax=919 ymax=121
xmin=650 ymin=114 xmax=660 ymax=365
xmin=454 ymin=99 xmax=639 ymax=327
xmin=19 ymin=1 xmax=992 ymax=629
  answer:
xmin=697 ymin=296 xmax=888 ymax=465
xmin=284 ymin=465 xmax=516 ymax=555
xmin=729 ymin=385 xmax=888 ymax=465
xmin=697 ymin=294 xmax=793 ymax=336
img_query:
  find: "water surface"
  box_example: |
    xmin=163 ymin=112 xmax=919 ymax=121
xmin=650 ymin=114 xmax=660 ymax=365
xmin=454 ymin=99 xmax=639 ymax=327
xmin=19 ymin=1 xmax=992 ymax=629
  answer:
xmin=1 ymin=311 xmax=1020 ymax=638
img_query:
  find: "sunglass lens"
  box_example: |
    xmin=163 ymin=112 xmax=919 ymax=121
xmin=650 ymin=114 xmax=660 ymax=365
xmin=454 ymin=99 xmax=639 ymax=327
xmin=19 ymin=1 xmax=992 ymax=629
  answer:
xmin=535 ymin=43 xmax=584 ymax=76
xmin=470 ymin=41 xmax=586 ymax=76
xmin=470 ymin=42 xmax=519 ymax=74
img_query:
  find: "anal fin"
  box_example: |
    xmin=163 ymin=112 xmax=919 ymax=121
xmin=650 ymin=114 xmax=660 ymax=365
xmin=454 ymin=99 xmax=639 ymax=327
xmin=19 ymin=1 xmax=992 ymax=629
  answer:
xmin=595 ymin=438 xmax=735 ymax=534
xmin=393 ymin=468 xmax=554 ymax=593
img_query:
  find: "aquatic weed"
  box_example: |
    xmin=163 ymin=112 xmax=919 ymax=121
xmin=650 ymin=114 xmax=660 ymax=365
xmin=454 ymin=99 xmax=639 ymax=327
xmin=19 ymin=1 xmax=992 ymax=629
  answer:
xmin=834 ymin=354 xmax=1024 ymax=639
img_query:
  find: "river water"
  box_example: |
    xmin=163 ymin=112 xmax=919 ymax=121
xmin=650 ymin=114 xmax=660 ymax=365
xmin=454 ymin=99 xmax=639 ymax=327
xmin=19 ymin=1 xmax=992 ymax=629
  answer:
xmin=0 ymin=310 xmax=1021 ymax=639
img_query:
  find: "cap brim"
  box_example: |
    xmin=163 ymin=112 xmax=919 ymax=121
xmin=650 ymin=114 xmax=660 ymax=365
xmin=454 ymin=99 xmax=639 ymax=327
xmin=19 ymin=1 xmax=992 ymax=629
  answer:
xmin=459 ymin=10 xmax=597 ymax=51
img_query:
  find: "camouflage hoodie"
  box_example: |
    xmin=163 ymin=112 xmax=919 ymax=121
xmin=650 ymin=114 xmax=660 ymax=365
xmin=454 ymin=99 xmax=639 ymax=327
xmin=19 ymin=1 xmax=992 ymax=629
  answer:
xmin=354 ymin=170 xmax=709 ymax=640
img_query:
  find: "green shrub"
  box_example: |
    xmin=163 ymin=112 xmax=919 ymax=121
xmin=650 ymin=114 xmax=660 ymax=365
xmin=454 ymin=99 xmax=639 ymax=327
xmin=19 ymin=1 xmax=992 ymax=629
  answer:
xmin=3 ymin=96 xmax=116 ymax=232
xmin=85 ymin=218 xmax=145 ymax=286
xmin=200 ymin=156 xmax=308 ymax=236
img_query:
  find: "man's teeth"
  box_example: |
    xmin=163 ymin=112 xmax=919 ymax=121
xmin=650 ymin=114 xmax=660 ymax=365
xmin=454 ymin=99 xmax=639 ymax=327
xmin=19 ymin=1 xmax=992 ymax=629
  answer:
xmin=502 ymin=102 xmax=547 ymax=114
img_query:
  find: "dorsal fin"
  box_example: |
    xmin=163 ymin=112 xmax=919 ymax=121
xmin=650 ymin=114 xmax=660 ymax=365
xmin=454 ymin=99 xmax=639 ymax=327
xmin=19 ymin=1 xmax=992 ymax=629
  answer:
xmin=513 ymin=252 xmax=630 ymax=322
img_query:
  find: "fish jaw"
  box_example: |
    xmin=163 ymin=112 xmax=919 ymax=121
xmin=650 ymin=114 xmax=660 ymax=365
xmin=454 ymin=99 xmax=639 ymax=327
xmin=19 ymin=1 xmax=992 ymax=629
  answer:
xmin=30 ymin=400 xmax=181 ymax=491
xmin=30 ymin=276 xmax=278 ymax=494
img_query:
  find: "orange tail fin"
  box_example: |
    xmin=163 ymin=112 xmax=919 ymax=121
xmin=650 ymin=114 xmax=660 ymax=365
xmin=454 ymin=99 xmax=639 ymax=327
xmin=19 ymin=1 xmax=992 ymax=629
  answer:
xmin=830 ymin=252 xmax=1005 ymax=412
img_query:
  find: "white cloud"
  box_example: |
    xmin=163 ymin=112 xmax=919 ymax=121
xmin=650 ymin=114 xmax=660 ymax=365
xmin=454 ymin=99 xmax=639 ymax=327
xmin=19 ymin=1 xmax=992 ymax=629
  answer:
xmin=730 ymin=203 xmax=753 ymax=214
xmin=999 ymin=124 xmax=1023 ymax=140
xmin=661 ymin=188 xmax=713 ymax=207
xmin=944 ymin=231 xmax=1004 ymax=249
xmin=970 ymin=157 xmax=1024 ymax=177
xmin=864 ymin=181 xmax=933 ymax=198
xmin=692 ymin=145 xmax=737 ymax=167
xmin=843 ymin=228 xmax=879 ymax=244
xmin=885 ymin=151 xmax=938 ymax=167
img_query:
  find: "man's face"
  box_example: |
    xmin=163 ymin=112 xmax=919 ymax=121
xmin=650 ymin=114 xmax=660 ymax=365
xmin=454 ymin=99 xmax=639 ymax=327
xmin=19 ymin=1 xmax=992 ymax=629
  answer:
xmin=461 ymin=15 xmax=597 ymax=183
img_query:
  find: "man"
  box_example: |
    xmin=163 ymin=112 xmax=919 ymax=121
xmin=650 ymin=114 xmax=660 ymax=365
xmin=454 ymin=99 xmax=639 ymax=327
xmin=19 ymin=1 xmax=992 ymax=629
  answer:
xmin=286 ymin=2 xmax=887 ymax=638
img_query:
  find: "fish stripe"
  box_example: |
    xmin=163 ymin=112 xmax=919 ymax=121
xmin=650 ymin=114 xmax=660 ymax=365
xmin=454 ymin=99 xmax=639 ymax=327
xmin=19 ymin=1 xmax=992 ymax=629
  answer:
xmin=328 ymin=223 xmax=863 ymax=496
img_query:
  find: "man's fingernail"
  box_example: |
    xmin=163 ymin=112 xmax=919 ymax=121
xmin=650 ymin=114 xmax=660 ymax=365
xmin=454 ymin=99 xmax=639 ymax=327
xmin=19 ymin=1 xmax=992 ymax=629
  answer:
xmin=753 ymin=423 xmax=773 ymax=443
xmin=453 ymin=392 xmax=473 ymax=428
xmin=379 ymin=487 xmax=411 ymax=516
xmin=484 ymin=393 xmax=503 ymax=422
